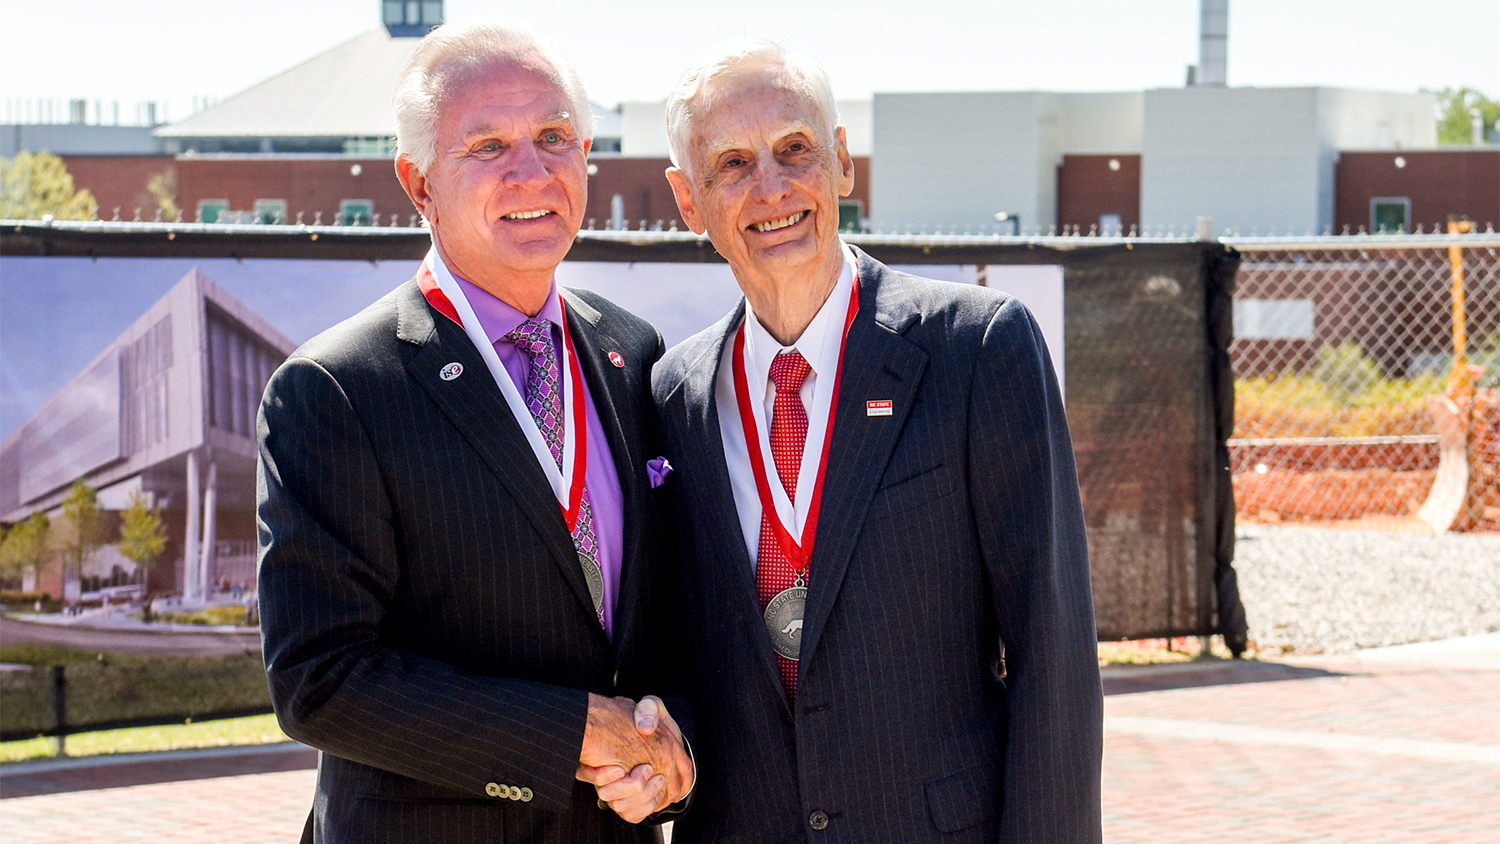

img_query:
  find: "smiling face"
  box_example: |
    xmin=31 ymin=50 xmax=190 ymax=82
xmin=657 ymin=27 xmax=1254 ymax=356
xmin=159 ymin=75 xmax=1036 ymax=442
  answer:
xmin=397 ymin=55 xmax=590 ymax=312
xmin=667 ymin=67 xmax=854 ymax=307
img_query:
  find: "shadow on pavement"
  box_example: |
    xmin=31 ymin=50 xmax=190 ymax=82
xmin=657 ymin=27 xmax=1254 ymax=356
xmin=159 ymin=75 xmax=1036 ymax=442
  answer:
xmin=1102 ymin=659 xmax=1344 ymax=695
xmin=0 ymin=744 xmax=316 ymax=799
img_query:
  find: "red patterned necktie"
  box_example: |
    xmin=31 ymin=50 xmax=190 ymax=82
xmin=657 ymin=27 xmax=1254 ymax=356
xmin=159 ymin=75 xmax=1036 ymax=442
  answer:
xmin=505 ymin=317 xmax=604 ymax=625
xmin=757 ymin=350 xmax=811 ymax=700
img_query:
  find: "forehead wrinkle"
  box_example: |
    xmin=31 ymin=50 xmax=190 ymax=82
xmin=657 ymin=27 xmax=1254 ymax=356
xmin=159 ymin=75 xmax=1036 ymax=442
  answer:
xmin=455 ymin=108 xmax=577 ymax=142
xmin=697 ymin=117 xmax=821 ymax=164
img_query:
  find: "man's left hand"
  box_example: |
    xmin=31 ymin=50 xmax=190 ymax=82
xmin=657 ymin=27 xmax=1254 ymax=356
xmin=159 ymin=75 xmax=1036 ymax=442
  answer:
xmin=576 ymin=695 xmax=693 ymax=823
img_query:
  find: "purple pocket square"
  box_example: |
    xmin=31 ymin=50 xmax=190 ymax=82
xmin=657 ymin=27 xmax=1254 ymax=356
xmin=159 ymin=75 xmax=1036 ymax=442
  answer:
xmin=647 ymin=457 xmax=673 ymax=488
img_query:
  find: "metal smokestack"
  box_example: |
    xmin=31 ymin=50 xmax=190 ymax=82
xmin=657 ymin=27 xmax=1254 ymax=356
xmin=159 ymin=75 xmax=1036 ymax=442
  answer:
xmin=1198 ymin=0 xmax=1228 ymax=87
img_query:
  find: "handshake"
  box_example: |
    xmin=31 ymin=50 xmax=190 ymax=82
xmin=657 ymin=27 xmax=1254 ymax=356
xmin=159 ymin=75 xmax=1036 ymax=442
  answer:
xmin=577 ymin=693 xmax=694 ymax=823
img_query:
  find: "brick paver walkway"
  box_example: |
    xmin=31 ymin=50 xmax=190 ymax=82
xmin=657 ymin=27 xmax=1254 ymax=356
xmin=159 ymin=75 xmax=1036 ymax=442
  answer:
xmin=3 ymin=638 xmax=1496 ymax=843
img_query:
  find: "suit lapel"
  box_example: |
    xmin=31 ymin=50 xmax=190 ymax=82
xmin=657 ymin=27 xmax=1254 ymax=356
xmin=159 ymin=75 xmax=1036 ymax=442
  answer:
xmin=798 ymin=256 xmax=928 ymax=674
xmin=560 ymin=290 xmax=648 ymax=657
xmin=673 ymin=305 xmax=793 ymax=705
xmin=399 ymin=283 xmax=602 ymax=627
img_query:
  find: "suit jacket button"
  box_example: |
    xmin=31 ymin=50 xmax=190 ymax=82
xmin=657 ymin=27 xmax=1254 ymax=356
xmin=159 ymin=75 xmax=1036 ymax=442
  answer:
xmin=809 ymin=810 xmax=829 ymax=830
xmin=519 ymin=787 xmax=534 ymax=802
xmin=485 ymin=782 xmax=502 ymax=798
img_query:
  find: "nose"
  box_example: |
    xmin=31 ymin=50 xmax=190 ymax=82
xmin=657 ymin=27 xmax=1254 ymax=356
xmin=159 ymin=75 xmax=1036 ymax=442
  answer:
xmin=504 ymin=140 xmax=550 ymax=188
xmin=750 ymin=161 xmax=792 ymax=203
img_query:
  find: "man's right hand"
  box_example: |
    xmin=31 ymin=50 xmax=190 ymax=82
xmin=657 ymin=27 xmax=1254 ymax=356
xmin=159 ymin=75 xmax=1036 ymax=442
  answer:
xmin=577 ymin=694 xmax=693 ymax=823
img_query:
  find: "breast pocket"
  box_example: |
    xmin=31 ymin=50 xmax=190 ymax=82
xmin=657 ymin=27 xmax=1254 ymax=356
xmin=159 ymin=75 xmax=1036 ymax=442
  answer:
xmin=865 ymin=462 xmax=957 ymax=523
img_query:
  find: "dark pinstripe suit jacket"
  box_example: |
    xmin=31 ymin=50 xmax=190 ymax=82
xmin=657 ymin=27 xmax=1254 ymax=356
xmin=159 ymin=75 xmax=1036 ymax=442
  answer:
xmin=257 ymin=278 xmax=668 ymax=843
xmin=652 ymin=249 xmax=1103 ymax=844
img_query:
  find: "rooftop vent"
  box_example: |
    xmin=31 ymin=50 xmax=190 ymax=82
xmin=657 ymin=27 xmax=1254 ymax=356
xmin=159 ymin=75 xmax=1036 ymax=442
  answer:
xmin=383 ymin=0 xmax=442 ymax=38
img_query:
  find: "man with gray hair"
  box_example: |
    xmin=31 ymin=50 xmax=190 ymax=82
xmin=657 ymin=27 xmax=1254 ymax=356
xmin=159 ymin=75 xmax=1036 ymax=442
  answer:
xmin=653 ymin=39 xmax=1102 ymax=842
xmin=258 ymin=20 xmax=691 ymax=843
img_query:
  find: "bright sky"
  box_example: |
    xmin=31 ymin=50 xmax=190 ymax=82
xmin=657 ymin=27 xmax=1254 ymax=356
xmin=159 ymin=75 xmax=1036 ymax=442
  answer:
xmin=2 ymin=0 xmax=1496 ymax=123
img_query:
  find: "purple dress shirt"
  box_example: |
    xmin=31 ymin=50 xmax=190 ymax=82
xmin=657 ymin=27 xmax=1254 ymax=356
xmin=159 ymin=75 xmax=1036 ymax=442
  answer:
xmin=456 ymin=276 xmax=625 ymax=638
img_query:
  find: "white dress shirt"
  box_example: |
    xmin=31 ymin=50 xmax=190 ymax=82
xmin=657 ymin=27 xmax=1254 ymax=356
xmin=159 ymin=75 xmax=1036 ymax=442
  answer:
xmin=715 ymin=243 xmax=859 ymax=571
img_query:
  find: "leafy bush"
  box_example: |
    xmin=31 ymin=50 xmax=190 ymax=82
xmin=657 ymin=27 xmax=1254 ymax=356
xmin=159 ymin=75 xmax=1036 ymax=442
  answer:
xmin=1 ymin=591 xmax=60 ymax=612
xmin=151 ymin=605 xmax=249 ymax=627
xmin=1313 ymin=342 xmax=1387 ymax=403
xmin=0 ymin=649 xmax=271 ymax=741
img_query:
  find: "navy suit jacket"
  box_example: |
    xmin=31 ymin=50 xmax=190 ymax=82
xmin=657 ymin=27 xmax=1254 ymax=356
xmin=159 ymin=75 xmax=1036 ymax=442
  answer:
xmin=652 ymin=249 xmax=1103 ymax=844
xmin=257 ymin=278 xmax=668 ymax=843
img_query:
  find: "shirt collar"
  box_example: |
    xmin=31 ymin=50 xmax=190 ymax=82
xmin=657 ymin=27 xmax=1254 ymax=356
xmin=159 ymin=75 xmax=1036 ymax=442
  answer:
xmin=742 ymin=242 xmax=857 ymax=387
xmin=431 ymin=248 xmax=563 ymax=344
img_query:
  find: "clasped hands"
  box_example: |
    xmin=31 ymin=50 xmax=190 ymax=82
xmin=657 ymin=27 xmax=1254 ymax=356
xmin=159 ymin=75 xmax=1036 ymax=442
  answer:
xmin=577 ymin=693 xmax=693 ymax=823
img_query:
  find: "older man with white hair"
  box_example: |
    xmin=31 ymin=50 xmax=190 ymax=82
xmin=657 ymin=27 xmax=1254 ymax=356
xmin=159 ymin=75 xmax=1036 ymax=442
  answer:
xmin=257 ymin=20 xmax=691 ymax=843
xmin=652 ymin=39 xmax=1103 ymax=843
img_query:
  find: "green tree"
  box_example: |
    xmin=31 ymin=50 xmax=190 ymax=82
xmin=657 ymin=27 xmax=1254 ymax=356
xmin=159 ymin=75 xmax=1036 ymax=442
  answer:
xmin=117 ymin=490 xmax=168 ymax=608
xmin=0 ymin=150 xmax=98 ymax=220
xmin=146 ymin=166 xmax=178 ymax=220
xmin=0 ymin=512 xmax=52 ymax=588
xmin=58 ymin=481 xmax=106 ymax=602
xmin=1430 ymin=87 xmax=1500 ymax=145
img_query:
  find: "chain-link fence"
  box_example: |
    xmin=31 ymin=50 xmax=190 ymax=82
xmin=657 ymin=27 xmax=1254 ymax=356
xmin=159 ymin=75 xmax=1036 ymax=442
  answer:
xmin=1227 ymin=234 xmax=1500 ymax=532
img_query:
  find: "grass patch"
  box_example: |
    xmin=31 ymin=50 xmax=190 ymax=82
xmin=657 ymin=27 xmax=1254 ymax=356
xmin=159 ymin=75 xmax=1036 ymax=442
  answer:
xmin=0 ymin=643 xmax=111 ymax=666
xmin=0 ymin=712 xmax=289 ymax=764
xmin=1098 ymin=636 xmax=1247 ymax=667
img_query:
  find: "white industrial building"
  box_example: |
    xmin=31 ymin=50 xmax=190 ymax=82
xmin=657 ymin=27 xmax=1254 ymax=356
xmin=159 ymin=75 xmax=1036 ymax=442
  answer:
xmin=870 ymin=86 xmax=1435 ymax=236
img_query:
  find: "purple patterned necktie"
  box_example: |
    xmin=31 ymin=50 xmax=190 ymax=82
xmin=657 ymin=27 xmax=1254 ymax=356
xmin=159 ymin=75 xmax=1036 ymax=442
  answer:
xmin=505 ymin=317 xmax=604 ymax=625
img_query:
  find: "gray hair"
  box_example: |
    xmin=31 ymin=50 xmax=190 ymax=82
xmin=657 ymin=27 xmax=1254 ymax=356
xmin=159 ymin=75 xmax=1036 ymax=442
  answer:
xmin=665 ymin=38 xmax=840 ymax=175
xmin=394 ymin=20 xmax=594 ymax=173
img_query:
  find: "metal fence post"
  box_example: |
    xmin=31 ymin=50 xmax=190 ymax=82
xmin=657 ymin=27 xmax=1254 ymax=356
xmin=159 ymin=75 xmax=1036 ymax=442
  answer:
xmin=51 ymin=664 xmax=66 ymax=757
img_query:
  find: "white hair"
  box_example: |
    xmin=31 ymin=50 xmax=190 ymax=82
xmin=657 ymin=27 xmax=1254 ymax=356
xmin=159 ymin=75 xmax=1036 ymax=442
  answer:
xmin=393 ymin=20 xmax=594 ymax=172
xmin=664 ymin=38 xmax=840 ymax=176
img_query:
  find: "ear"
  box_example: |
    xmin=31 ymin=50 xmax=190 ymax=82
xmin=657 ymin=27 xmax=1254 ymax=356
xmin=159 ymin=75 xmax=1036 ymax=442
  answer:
xmin=395 ymin=155 xmax=437 ymax=226
xmin=665 ymin=166 xmax=707 ymax=235
xmin=834 ymin=125 xmax=855 ymax=199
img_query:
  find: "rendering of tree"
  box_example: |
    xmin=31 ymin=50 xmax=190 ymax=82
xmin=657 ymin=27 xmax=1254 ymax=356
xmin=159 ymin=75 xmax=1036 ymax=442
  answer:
xmin=0 ymin=150 xmax=99 ymax=221
xmin=118 ymin=490 xmax=168 ymax=595
xmin=1431 ymin=87 xmax=1500 ymax=145
xmin=58 ymin=481 xmax=107 ymax=601
xmin=0 ymin=512 xmax=51 ymax=589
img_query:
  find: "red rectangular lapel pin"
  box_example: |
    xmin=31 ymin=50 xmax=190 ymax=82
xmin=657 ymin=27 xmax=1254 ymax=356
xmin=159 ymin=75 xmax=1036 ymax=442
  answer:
xmin=866 ymin=399 xmax=893 ymax=417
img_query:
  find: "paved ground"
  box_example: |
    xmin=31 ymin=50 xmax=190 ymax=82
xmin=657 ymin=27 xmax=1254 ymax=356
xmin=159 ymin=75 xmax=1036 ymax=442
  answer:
xmin=2 ymin=635 xmax=1496 ymax=843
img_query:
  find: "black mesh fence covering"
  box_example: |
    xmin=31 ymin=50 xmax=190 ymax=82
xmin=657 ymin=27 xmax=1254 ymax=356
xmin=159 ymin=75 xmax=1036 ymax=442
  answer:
xmin=860 ymin=239 xmax=1243 ymax=645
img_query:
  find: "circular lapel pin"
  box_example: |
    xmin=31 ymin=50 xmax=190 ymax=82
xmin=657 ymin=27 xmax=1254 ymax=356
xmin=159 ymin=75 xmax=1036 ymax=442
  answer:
xmin=608 ymin=352 xmax=625 ymax=368
xmin=440 ymin=362 xmax=463 ymax=381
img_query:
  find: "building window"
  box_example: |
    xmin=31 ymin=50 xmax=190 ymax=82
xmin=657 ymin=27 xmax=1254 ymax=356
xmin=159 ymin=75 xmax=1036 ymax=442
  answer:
xmin=343 ymin=136 xmax=396 ymax=156
xmin=838 ymin=200 xmax=864 ymax=234
xmin=340 ymin=200 xmax=374 ymax=226
xmin=253 ymin=199 xmax=287 ymax=225
xmin=1371 ymin=197 xmax=1410 ymax=234
xmin=1234 ymin=299 xmax=1315 ymax=340
xmin=197 ymin=199 xmax=228 ymax=224
xmin=206 ymin=306 xmax=282 ymax=438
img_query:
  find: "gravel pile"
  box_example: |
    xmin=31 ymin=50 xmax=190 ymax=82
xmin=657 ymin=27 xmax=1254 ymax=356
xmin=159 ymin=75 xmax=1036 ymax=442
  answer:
xmin=1232 ymin=524 xmax=1500 ymax=655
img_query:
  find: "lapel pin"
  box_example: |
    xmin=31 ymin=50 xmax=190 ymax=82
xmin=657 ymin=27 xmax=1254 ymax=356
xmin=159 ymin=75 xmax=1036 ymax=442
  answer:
xmin=608 ymin=351 xmax=625 ymax=368
xmin=866 ymin=399 xmax=893 ymax=417
xmin=440 ymin=362 xmax=463 ymax=381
